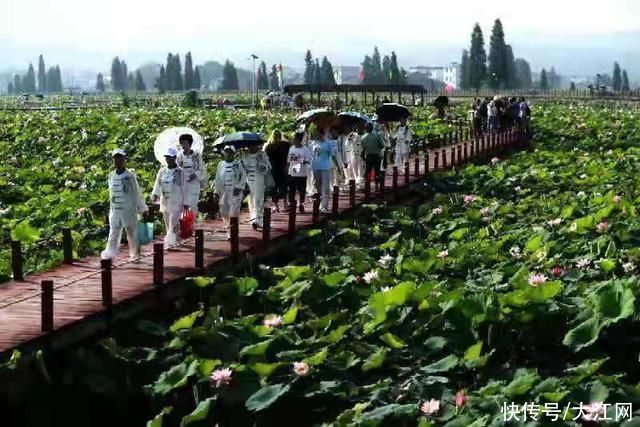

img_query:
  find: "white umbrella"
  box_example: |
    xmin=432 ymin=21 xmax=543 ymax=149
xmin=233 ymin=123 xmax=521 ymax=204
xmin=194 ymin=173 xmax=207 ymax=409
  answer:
xmin=154 ymin=127 xmax=204 ymax=165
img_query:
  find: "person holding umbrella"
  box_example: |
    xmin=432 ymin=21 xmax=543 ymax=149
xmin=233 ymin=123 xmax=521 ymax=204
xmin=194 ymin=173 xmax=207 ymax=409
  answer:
xmin=214 ymin=146 xmax=246 ymax=239
xmin=264 ymin=129 xmax=290 ymax=213
xmin=240 ymin=142 xmax=272 ymax=230
xmin=177 ymin=133 xmax=206 ymax=218
xmin=394 ymin=119 xmax=412 ymax=167
xmin=311 ymin=126 xmax=339 ymax=213
xmin=152 ymin=147 xmax=188 ymax=249
xmin=101 ymin=149 xmax=148 ymax=261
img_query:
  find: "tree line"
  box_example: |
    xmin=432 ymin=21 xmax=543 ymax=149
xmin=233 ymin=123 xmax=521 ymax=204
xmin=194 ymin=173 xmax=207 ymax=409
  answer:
xmin=256 ymin=61 xmax=283 ymax=91
xmin=303 ymin=51 xmax=337 ymax=86
xmin=7 ymin=55 xmax=63 ymax=94
xmin=361 ymin=48 xmax=407 ymax=85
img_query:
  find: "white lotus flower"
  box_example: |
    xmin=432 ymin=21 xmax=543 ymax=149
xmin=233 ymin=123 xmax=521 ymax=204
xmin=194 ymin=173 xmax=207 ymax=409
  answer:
xmin=547 ymin=218 xmax=562 ymax=227
xmin=623 ymin=262 xmax=635 ymax=273
xmin=527 ymin=273 xmax=548 ymax=287
xmin=363 ymin=270 xmax=379 ymax=283
xmin=378 ymin=255 xmax=394 ymax=268
xmin=293 ymin=362 xmax=310 ymax=377
xmin=569 ymin=222 xmax=578 ymax=232
xmin=510 ymin=246 xmax=522 ymax=259
xmin=438 ymin=250 xmax=449 ymax=259
xmin=576 ymin=258 xmax=591 ymax=269
xmin=431 ymin=207 xmax=443 ymax=215
xmin=263 ymin=315 xmax=283 ymax=328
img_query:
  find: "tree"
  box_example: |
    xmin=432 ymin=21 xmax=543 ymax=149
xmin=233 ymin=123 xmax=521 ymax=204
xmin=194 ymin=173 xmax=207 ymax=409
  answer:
xmin=505 ymin=45 xmax=516 ymax=88
xmin=221 ymin=60 xmax=239 ymax=90
xmin=361 ymin=55 xmax=373 ymax=84
xmin=460 ymin=49 xmax=470 ymax=90
xmin=622 ymin=70 xmax=630 ymax=92
xmin=111 ymin=57 xmax=123 ymax=91
xmin=488 ymin=19 xmax=508 ymax=89
xmin=128 ymin=73 xmax=135 ymax=91
xmin=121 ymin=61 xmax=129 ymax=90
xmin=13 ymin=74 xmax=21 ymax=93
xmin=312 ymin=58 xmax=322 ymax=86
xmin=46 ymin=67 xmax=59 ymax=92
xmin=269 ymin=64 xmax=280 ymax=90
xmin=304 ymin=50 xmax=314 ymax=85
xmin=540 ymin=68 xmax=548 ymax=90
xmin=548 ymin=67 xmax=560 ymax=89
xmin=257 ymin=61 xmax=269 ymax=90
xmin=134 ymin=70 xmax=146 ymax=91
xmin=23 ymin=63 xmax=36 ymax=92
xmin=371 ymin=47 xmax=383 ymax=84
xmin=382 ymin=55 xmax=391 ymax=83
xmin=389 ymin=52 xmax=402 ymax=84
xmin=96 ymin=73 xmax=105 ymax=92
xmin=193 ymin=66 xmax=201 ymax=90
xmin=156 ymin=65 xmax=167 ymax=92
xmin=612 ymin=62 xmax=622 ymax=91
xmin=570 ymin=81 xmax=576 ymax=91
xmin=173 ymin=54 xmax=183 ymax=90
xmin=38 ymin=54 xmax=46 ymax=92
xmin=513 ymin=59 xmax=532 ymax=88
xmin=468 ymin=23 xmax=487 ymax=90
xmin=184 ymin=52 xmax=194 ymax=89
xmin=7 ymin=82 xmax=14 ymax=94
xmin=320 ymin=56 xmax=336 ymax=86
xmin=55 ymin=66 xmax=63 ymax=92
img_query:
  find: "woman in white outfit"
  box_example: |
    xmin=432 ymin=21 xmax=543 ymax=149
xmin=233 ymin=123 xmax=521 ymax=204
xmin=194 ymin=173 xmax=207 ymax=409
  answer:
xmin=214 ymin=146 xmax=246 ymax=239
xmin=101 ymin=148 xmax=148 ymax=261
xmin=240 ymin=144 xmax=272 ymax=230
xmin=345 ymin=128 xmax=364 ymax=184
xmin=394 ymin=119 xmax=412 ymax=167
xmin=152 ymin=147 xmax=188 ymax=248
xmin=329 ymin=128 xmax=347 ymax=187
xmin=177 ymin=133 xmax=206 ymax=217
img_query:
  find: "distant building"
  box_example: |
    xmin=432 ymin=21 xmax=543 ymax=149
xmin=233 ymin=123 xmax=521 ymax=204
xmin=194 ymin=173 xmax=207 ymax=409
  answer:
xmin=333 ymin=66 xmax=361 ymax=84
xmin=409 ymin=63 xmax=461 ymax=89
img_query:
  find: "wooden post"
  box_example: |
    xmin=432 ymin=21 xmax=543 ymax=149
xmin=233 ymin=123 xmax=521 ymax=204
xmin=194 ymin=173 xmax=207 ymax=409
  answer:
xmin=470 ymin=139 xmax=475 ymax=158
xmin=464 ymin=142 xmax=468 ymax=161
xmin=349 ymin=179 xmax=356 ymax=207
xmin=404 ymin=162 xmax=410 ymax=184
xmin=481 ymin=135 xmax=486 ymax=154
xmin=312 ymin=196 xmax=320 ymax=223
xmin=450 ymin=147 xmax=456 ymax=167
xmin=457 ymin=145 xmax=463 ymax=165
xmin=441 ymin=149 xmax=447 ymax=168
xmin=11 ymin=241 xmax=23 ymax=281
xmin=288 ymin=202 xmax=296 ymax=239
xmin=101 ymin=259 xmax=112 ymax=307
xmin=414 ymin=157 xmax=420 ymax=177
xmin=392 ymin=166 xmax=398 ymax=192
xmin=262 ymin=207 xmax=271 ymax=243
xmin=230 ymin=217 xmax=239 ymax=261
xmin=433 ymin=151 xmax=439 ymax=170
xmin=332 ymin=186 xmax=339 ymax=216
xmin=364 ymin=177 xmax=371 ymax=201
xmin=62 ymin=227 xmax=73 ymax=264
xmin=153 ymin=243 xmax=164 ymax=286
xmin=195 ymin=229 xmax=204 ymax=271
xmin=379 ymin=171 xmax=385 ymax=197
xmin=41 ymin=280 xmax=54 ymax=332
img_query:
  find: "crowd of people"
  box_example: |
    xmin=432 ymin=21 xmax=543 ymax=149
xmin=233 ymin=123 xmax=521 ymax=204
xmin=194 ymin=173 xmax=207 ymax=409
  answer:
xmin=100 ymin=117 xmax=413 ymax=261
xmin=470 ymin=96 xmax=531 ymax=135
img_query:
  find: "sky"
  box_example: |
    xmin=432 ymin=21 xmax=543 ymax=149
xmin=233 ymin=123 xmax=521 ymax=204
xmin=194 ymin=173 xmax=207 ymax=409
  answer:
xmin=2 ymin=0 xmax=640 ymax=76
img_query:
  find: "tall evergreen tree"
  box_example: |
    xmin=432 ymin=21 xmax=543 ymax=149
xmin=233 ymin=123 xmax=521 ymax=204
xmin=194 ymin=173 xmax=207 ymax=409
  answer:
xmin=269 ymin=65 xmax=280 ymax=90
xmin=570 ymin=81 xmax=576 ymax=91
xmin=13 ymin=74 xmax=21 ymax=93
xmin=23 ymin=63 xmax=36 ymax=92
xmin=165 ymin=54 xmax=174 ymax=90
xmin=56 ymin=66 xmax=63 ymax=92
xmin=304 ymin=50 xmax=314 ymax=85
xmin=389 ymin=52 xmax=402 ymax=84
xmin=312 ymin=59 xmax=322 ymax=86
xmin=111 ymin=57 xmax=123 ymax=91
xmin=221 ymin=60 xmax=239 ymax=90
xmin=128 ymin=72 xmax=135 ymax=91
xmin=173 ymin=55 xmax=183 ymax=90
xmin=156 ymin=65 xmax=167 ymax=92
xmin=361 ymin=55 xmax=373 ymax=84
xmin=96 ymin=73 xmax=105 ymax=92
xmin=193 ymin=66 xmax=201 ymax=89
xmin=548 ymin=67 xmax=560 ymax=89
xmin=320 ymin=56 xmax=336 ymax=86
xmin=184 ymin=52 xmax=194 ymax=89
xmin=488 ymin=19 xmax=508 ymax=89
xmin=38 ymin=54 xmax=46 ymax=93
xmin=460 ymin=49 xmax=470 ymax=90
xmin=505 ymin=45 xmax=516 ymax=88
xmin=468 ymin=23 xmax=487 ymax=90
xmin=540 ymin=68 xmax=548 ymax=90
xmin=7 ymin=82 xmax=14 ymax=94
xmin=46 ymin=68 xmax=57 ymax=92
xmin=513 ymin=59 xmax=532 ymax=88
xmin=135 ymin=70 xmax=146 ymax=91
xmin=622 ymin=70 xmax=630 ymax=92
xmin=371 ymin=47 xmax=383 ymax=84
xmin=612 ymin=62 xmax=622 ymax=91
xmin=257 ymin=61 xmax=269 ymax=90
xmin=121 ymin=61 xmax=129 ymax=90
xmin=382 ymin=55 xmax=391 ymax=83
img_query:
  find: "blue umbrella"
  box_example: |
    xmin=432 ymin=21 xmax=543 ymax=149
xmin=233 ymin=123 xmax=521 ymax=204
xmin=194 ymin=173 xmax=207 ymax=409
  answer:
xmin=338 ymin=112 xmax=372 ymax=131
xmin=213 ymin=132 xmax=266 ymax=150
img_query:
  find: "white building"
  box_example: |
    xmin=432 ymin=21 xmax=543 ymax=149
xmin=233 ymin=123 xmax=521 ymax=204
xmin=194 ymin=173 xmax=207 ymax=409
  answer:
xmin=409 ymin=63 xmax=461 ymax=88
xmin=333 ymin=66 xmax=361 ymax=84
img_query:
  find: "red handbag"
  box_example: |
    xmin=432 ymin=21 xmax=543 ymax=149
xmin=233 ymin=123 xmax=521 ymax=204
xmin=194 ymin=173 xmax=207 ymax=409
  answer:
xmin=179 ymin=209 xmax=195 ymax=239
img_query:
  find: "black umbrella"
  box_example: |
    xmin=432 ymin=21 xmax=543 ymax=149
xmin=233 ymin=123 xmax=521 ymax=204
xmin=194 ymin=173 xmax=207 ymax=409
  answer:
xmin=375 ymin=103 xmax=410 ymax=122
xmin=338 ymin=112 xmax=372 ymax=132
xmin=295 ymin=108 xmax=337 ymax=126
xmin=434 ymin=96 xmax=449 ymax=109
xmin=213 ymin=132 xmax=266 ymax=150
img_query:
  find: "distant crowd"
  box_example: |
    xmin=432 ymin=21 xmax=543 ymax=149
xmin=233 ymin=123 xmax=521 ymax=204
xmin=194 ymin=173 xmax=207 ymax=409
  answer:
xmin=470 ymin=96 xmax=531 ymax=134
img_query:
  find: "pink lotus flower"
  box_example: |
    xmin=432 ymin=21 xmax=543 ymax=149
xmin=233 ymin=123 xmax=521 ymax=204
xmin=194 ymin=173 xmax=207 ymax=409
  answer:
xmin=420 ymin=399 xmax=440 ymax=416
xmin=263 ymin=315 xmax=283 ymax=328
xmin=210 ymin=367 xmax=233 ymax=388
xmin=455 ymin=390 xmax=467 ymax=409
xmin=293 ymin=362 xmax=310 ymax=377
xmin=596 ymin=220 xmax=608 ymax=233
xmin=551 ymin=265 xmax=564 ymax=277
xmin=463 ymin=195 xmax=476 ymax=205
xmin=527 ymin=273 xmax=548 ymax=287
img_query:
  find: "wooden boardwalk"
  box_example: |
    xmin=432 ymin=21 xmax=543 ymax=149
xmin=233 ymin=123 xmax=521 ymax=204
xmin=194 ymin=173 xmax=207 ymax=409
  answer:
xmin=0 ymin=130 xmax=521 ymax=356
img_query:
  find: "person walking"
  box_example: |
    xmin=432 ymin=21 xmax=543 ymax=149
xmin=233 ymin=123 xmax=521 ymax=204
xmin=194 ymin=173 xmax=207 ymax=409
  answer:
xmin=264 ymin=129 xmax=290 ymax=212
xmin=328 ymin=126 xmax=345 ymax=188
xmin=345 ymin=127 xmax=364 ymax=185
xmin=488 ymin=98 xmax=498 ymax=133
xmin=177 ymin=134 xmax=206 ymax=218
xmin=214 ymin=146 xmax=246 ymax=239
xmin=101 ymin=148 xmax=148 ymax=261
xmin=394 ymin=119 xmax=412 ymax=167
xmin=311 ymin=127 xmax=338 ymax=213
xmin=151 ymin=147 xmax=188 ymax=249
xmin=287 ymin=132 xmax=313 ymax=213
xmin=240 ymin=143 xmax=272 ymax=230
xmin=361 ymin=122 xmax=385 ymax=189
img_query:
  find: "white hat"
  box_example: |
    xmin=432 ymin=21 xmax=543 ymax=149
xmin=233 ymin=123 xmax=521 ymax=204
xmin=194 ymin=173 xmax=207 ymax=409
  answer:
xmin=223 ymin=145 xmax=236 ymax=153
xmin=164 ymin=147 xmax=178 ymax=157
xmin=111 ymin=148 xmax=126 ymax=157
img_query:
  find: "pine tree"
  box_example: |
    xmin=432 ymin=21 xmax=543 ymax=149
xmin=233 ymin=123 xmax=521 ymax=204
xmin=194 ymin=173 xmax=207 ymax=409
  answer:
xmin=222 ymin=60 xmax=239 ymax=90
xmin=312 ymin=59 xmax=322 ymax=86
xmin=111 ymin=57 xmax=123 ymax=91
xmin=156 ymin=65 xmax=167 ymax=92
xmin=184 ymin=52 xmax=194 ymax=89
xmin=165 ymin=54 xmax=174 ymax=90
xmin=193 ymin=66 xmax=201 ymax=90
xmin=570 ymin=81 xmax=576 ymax=91
xmin=548 ymin=67 xmax=560 ymax=89
xmin=382 ymin=55 xmax=391 ymax=83
xmin=540 ymin=68 xmax=548 ymax=90
xmin=361 ymin=55 xmax=373 ymax=84
xmin=257 ymin=61 xmax=269 ymax=90
xmin=390 ymin=52 xmax=402 ymax=84
xmin=23 ymin=63 xmax=36 ymax=92
xmin=320 ymin=56 xmax=336 ymax=86
xmin=135 ymin=70 xmax=146 ymax=91
xmin=121 ymin=61 xmax=129 ymax=90
xmin=505 ymin=45 xmax=516 ymax=88
xmin=173 ymin=54 xmax=183 ymax=91
xmin=468 ymin=23 xmax=487 ymax=90
xmin=8 ymin=82 xmax=14 ymax=94
xmin=56 ymin=66 xmax=63 ymax=92
xmin=622 ymin=70 xmax=630 ymax=92
xmin=96 ymin=73 xmax=105 ymax=92
xmin=38 ymin=54 xmax=46 ymax=93
xmin=488 ymin=19 xmax=508 ymax=89
xmin=46 ymin=68 xmax=57 ymax=92
xmin=269 ymin=65 xmax=280 ymax=90
xmin=304 ymin=50 xmax=314 ymax=85
xmin=612 ymin=62 xmax=622 ymax=91
xmin=460 ymin=49 xmax=470 ymax=90
xmin=127 ymin=72 xmax=134 ymax=91
xmin=513 ymin=59 xmax=532 ymax=88
xmin=371 ymin=47 xmax=383 ymax=84
xmin=13 ymin=74 xmax=21 ymax=93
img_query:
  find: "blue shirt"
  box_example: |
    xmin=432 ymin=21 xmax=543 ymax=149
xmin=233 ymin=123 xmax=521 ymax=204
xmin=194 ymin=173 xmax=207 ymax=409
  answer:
xmin=311 ymin=140 xmax=336 ymax=171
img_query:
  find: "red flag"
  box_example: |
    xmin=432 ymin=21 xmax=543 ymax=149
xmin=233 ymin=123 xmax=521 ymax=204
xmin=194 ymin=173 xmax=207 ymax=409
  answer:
xmin=359 ymin=66 xmax=364 ymax=82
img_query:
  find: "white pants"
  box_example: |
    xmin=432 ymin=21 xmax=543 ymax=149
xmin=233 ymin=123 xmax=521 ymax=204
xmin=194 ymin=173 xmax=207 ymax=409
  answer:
xmin=313 ymin=169 xmax=331 ymax=212
xmin=395 ymin=150 xmax=409 ymax=167
xmin=330 ymin=166 xmax=343 ymax=188
xmin=102 ymin=211 xmax=138 ymax=260
xmin=163 ymin=210 xmax=182 ymax=248
xmin=306 ymin=167 xmax=316 ymax=198
xmin=246 ymin=174 xmax=265 ymax=226
xmin=184 ymin=181 xmax=200 ymax=217
xmin=348 ymin=154 xmax=364 ymax=184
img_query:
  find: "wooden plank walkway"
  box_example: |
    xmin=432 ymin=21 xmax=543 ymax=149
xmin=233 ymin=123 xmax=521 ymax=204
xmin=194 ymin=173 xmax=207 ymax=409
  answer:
xmin=0 ymin=130 xmax=520 ymax=356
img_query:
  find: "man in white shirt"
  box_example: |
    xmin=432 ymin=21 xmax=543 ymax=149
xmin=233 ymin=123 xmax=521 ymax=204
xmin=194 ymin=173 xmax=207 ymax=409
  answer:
xmin=287 ymin=132 xmax=313 ymax=213
xmin=240 ymin=144 xmax=272 ymax=230
xmin=214 ymin=146 xmax=246 ymax=239
xmin=177 ymin=134 xmax=206 ymax=217
xmin=394 ymin=119 xmax=412 ymax=167
xmin=151 ymin=147 xmax=188 ymax=248
xmin=345 ymin=128 xmax=364 ymax=185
